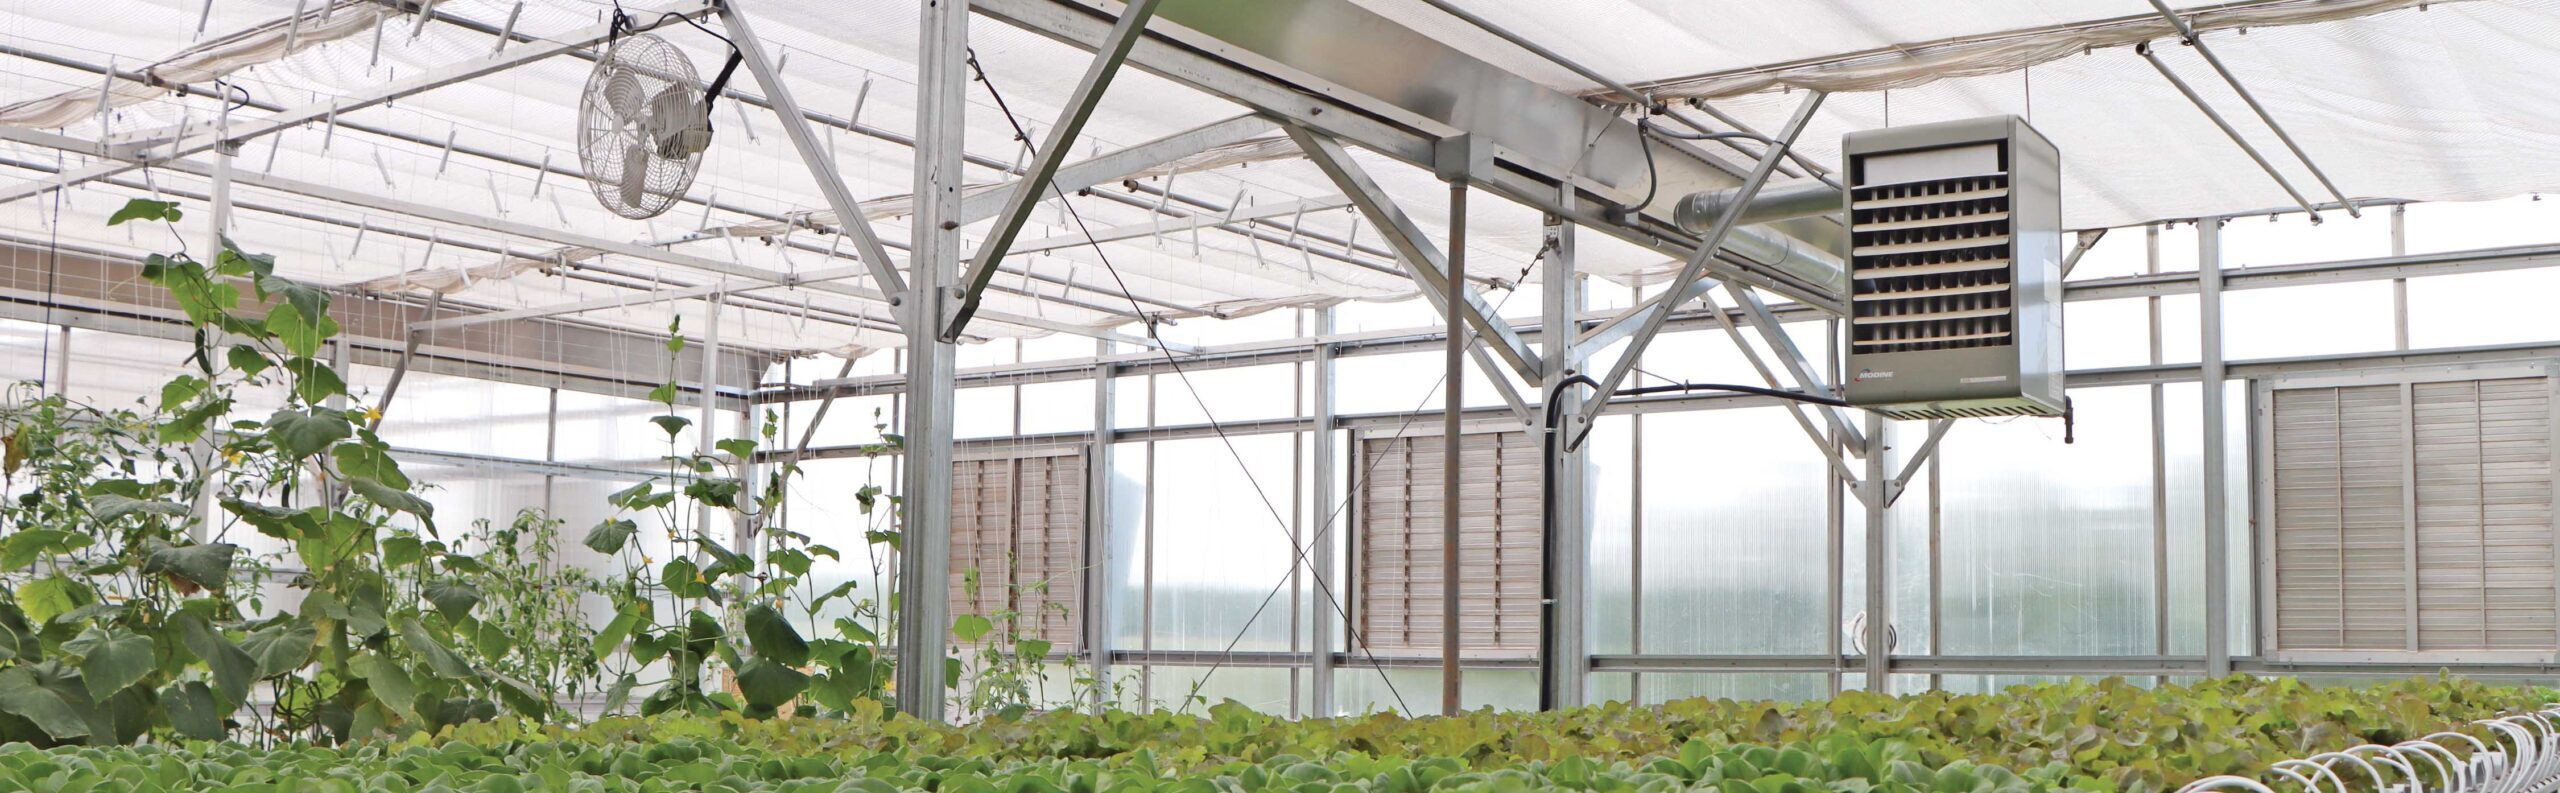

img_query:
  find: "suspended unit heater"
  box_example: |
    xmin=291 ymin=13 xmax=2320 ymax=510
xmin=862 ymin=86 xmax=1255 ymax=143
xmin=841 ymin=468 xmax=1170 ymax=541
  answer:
xmin=1840 ymin=115 xmax=2065 ymax=420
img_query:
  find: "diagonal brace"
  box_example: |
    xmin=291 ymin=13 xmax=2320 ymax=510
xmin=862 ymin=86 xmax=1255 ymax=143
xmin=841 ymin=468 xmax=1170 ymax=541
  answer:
xmin=1282 ymin=124 xmax=1542 ymax=380
xmin=1564 ymin=91 xmax=1826 ymax=451
xmin=946 ymin=0 xmax=1166 ymax=341
xmin=718 ymin=0 xmax=909 ymax=300
xmin=1883 ymin=418 xmax=1954 ymax=507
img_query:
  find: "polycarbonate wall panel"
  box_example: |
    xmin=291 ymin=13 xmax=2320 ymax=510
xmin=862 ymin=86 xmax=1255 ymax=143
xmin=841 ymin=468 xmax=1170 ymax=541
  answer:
xmin=2407 ymin=269 xmax=2560 ymax=350
xmin=354 ymin=365 xmax=552 ymax=460
xmin=1936 ymin=386 xmax=2154 ymax=656
xmin=1633 ymin=673 xmax=1832 ymax=704
xmin=1147 ymin=435 xmax=1298 ymax=652
xmin=1635 ymin=408 xmax=1833 ymax=656
xmin=0 ymin=319 xmax=49 ymax=388
xmin=2222 ymin=282 xmax=2395 ymax=360
xmin=65 ymin=329 xmax=192 ymax=409
xmin=2165 ymin=381 xmax=2255 ymax=656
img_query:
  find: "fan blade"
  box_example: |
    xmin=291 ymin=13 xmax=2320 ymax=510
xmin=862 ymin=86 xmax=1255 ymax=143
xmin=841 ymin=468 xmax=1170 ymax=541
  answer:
xmin=622 ymin=144 xmax=649 ymax=212
xmin=605 ymin=72 xmax=644 ymax=123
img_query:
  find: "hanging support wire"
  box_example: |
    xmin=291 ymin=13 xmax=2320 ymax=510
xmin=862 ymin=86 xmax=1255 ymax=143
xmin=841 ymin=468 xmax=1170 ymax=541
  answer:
xmin=2136 ymin=40 xmax=2323 ymax=222
xmin=2145 ymin=0 xmax=2360 ymax=219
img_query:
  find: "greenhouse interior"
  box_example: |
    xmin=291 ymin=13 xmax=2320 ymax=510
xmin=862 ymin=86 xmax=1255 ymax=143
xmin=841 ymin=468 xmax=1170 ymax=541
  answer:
xmin=0 ymin=0 xmax=2555 ymax=789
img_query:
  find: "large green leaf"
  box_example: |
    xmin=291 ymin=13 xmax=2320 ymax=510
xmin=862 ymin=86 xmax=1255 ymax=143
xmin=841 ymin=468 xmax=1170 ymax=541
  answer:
xmin=266 ymin=408 xmax=352 ymax=459
xmin=109 ymin=198 xmax=182 ymax=226
xmin=140 ymin=541 xmax=238 ymax=592
xmin=331 ymin=441 xmax=411 ymax=489
xmin=176 ymin=614 xmax=254 ymax=711
xmin=744 ymin=604 xmax=810 ymax=667
xmin=239 ymin=622 xmax=317 ymax=679
xmin=0 ymin=665 xmax=88 ymax=741
xmin=423 ymin=580 xmax=482 ymax=619
xmin=734 ymin=658 xmax=810 ymax=711
xmin=349 ymin=652 xmax=421 ymax=725
xmin=594 ymin=602 xmax=647 ymax=658
xmin=16 ymin=576 xmax=93 ymax=626
xmin=396 ymin=616 xmax=474 ymax=679
xmin=582 ymin=518 xmax=637 ymax=555
xmin=348 ymin=477 xmax=434 ymax=521
xmin=91 ymin=494 xmax=191 ymax=523
xmin=160 ymin=681 xmax=224 ymax=740
xmin=0 ymin=529 xmax=82 ymax=572
xmin=66 ymin=626 xmax=154 ymax=701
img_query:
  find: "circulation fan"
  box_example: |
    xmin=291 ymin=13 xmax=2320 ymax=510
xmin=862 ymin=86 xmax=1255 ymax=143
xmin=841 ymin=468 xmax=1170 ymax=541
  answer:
xmin=577 ymin=23 xmax=742 ymax=220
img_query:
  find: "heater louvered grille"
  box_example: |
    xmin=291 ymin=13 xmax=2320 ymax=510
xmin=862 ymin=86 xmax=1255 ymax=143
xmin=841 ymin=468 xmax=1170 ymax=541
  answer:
xmin=1850 ymin=173 xmax=2016 ymax=354
xmin=1839 ymin=115 xmax=2065 ymax=420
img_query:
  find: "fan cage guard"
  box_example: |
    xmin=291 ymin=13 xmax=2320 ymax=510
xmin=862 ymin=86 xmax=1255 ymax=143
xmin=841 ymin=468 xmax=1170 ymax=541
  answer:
xmin=578 ymin=33 xmax=706 ymax=221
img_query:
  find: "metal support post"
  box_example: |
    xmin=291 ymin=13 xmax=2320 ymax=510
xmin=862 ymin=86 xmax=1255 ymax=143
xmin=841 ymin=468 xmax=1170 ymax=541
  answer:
xmin=2200 ymin=217 xmax=2232 ymax=677
xmin=946 ymin=0 xmax=1165 ymax=339
xmin=1565 ymin=91 xmax=1827 ymax=450
xmin=895 ymin=0 xmax=968 ymax=722
xmin=1536 ymin=192 xmax=1590 ymax=710
xmin=2147 ymin=224 xmax=2171 ymax=682
xmin=1439 ymin=182 xmax=1466 ymax=717
xmin=2392 ymin=205 xmax=2409 ymax=350
xmin=1084 ymin=339 xmax=1116 ymax=713
xmin=1308 ymin=311 xmax=1338 ymax=717
xmin=1862 ymin=413 xmax=1893 ymax=690
xmin=696 ymin=295 xmax=725 ymax=545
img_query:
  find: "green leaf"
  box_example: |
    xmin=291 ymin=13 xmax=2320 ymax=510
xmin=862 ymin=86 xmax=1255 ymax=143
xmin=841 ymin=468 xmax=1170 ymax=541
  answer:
xmin=715 ymin=437 xmax=758 ymax=459
xmin=264 ymin=300 xmax=340 ymax=359
xmin=226 ymin=344 xmax=272 ymax=377
xmin=594 ymin=602 xmax=647 ymax=658
xmin=735 ymin=658 xmax=810 ymax=710
xmin=67 ymin=627 xmax=154 ymax=701
xmin=266 ymin=409 xmax=353 ymax=459
xmin=161 ymin=681 xmax=223 ymax=740
xmin=286 ymin=356 xmax=346 ymax=404
xmin=349 ymin=652 xmax=421 ymax=725
xmin=108 ymin=198 xmax=180 ymax=226
xmin=0 ymin=666 xmax=89 ymax=740
xmin=349 ymin=477 xmax=434 ymax=520
xmin=744 ymin=604 xmax=811 ymax=667
xmin=424 ymin=580 xmax=481 ymax=618
xmin=92 ymin=493 xmax=192 ymax=522
xmin=16 ymin=576 xmax=92 ymax=626
xmin=600 ymin=674 xmax=636 ymax=715
xmin=177 ymin=614 xmax=254 ymax=711
xmin=834 ymin=617 xmax=879 ymax=645
xmin=582 ymin=518 xmax=637 ymax=555
xmin=607 ymin=481 xmax=654 ymax=509
xmin=952 ymin=614 xmax=994 ymax=643
xmin=396 ymin=615 xmax=474 ymax=679
xmin=650 ymin=415 xmax=693 ymax=438
xmin=646 ymin=381 xmax=681 ymax=406
xmin=0 ymin=529 xmax=81 ymax=572
xmin=331 ymin=441 xmax=411 ymax=489
xmin=141 ymin=540 xmax=238 ymax=592
xmin=239 ymin=622 xmax=317 ymax=679
xmin=381 ymin=535 xmax=424 ymax=569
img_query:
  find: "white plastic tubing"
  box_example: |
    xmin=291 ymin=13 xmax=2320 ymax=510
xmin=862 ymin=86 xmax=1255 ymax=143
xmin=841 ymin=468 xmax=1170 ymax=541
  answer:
xmin=2177 ymin=706 xmax=2560 ymax=793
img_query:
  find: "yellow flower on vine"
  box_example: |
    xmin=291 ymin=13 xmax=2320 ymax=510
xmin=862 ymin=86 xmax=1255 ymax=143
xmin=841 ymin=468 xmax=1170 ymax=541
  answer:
xmin=360 ymin=406 xmax=383 ymax=423
xmin=222 ymin=449 xmax=243 ymax=465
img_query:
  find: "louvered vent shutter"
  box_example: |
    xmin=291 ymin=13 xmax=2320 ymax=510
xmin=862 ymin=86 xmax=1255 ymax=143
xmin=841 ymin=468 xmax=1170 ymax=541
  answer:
xmin=2270 ymin=385 xmax=2407 ymax=650
xmin=2269 ymin=374 xmax=2554 ymax=655
xmin=947 ymin=451 xmax=1086 ymax=648
xmin=1355 ymin=431 xmax=1542 ymax=658
xmin=2415 ymin=379 xmax=2554 ymax=650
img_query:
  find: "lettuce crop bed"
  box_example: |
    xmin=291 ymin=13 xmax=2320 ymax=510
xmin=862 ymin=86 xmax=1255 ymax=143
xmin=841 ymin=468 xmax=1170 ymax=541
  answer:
xmin=0 ymin=676 xmax=2541 ymax=793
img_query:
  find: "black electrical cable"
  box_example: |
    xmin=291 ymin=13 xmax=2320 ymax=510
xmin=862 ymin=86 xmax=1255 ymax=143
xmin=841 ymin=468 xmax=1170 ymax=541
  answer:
xmin=1627 ymin=117 xmax=1660 ymax=215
